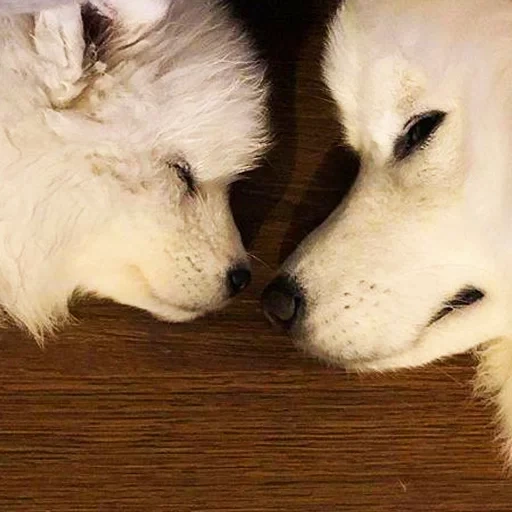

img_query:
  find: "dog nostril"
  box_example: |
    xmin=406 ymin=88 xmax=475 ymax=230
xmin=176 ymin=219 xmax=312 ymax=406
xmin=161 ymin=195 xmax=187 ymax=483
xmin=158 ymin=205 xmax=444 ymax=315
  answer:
xmin=261 ymin=274 xmax=303 ymax=330
xmin=430 ymin=286 xmax=485 ymax=325
xmin=227 ymin=265 xmax=251 ymax=297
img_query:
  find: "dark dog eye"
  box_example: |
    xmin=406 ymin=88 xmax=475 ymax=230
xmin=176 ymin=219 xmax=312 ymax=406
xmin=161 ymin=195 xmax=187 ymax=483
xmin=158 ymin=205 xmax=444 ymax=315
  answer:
xmin=168 ymin=160 xmax=196 ymax=195
xmin=394 ymin=110 xmax=447 ymax=161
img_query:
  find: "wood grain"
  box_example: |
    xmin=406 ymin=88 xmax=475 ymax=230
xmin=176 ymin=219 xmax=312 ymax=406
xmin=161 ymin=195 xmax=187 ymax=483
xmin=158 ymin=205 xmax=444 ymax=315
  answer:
xmin=1 ymin=1 xmax=511 ymax=510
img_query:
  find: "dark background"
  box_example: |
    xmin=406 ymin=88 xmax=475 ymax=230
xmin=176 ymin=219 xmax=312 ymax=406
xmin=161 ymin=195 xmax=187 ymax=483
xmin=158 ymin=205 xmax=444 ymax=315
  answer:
xmin=1 ymin=1 xmax=511 ymax=510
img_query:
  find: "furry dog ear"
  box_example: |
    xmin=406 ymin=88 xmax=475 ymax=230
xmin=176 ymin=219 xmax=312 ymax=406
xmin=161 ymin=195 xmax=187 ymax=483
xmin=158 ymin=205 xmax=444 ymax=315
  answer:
xmin=90 ymin=0 xmax=169 ymax=27
xmin=33 ymin=0 xmax=169 ymax=107
xmin=33 ymin=3 xmax=87 ymax=107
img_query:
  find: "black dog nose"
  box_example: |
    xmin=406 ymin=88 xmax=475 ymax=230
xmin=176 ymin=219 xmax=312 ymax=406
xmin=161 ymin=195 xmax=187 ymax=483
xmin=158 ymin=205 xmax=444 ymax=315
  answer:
xmin=261 ymin=274 xmax=303 ymax=329
xmin=227 ymin=265 xmax=251 ymax=296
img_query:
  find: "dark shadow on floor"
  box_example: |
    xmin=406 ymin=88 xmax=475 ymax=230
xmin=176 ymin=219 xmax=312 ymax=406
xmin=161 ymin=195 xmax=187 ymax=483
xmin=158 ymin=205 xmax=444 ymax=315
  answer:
xmin=229 ymin=1 xmax=331 ymax=248
xmin=279 ymin=143 xmax=359 ymax=263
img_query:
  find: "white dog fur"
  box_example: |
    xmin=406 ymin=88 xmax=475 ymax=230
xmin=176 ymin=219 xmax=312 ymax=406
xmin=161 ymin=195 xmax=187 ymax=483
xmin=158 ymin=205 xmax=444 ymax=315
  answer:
xmin=0 ymin=0 xmax=268 ymax=338
xmin=267 ymin=0 xmax=512 ymax=461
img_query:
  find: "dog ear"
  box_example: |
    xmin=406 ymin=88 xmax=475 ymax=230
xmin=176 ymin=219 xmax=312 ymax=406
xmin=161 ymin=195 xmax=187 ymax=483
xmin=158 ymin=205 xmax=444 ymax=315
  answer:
xmin=33 ymin=3 xmax=86 ymax=107
xmin=0 ymin=1 xmax=72 ymax=14
xmin=89 ymin=0 xmax=169 ymax=27
xmin=33 ymin=1 xmax=169 ymax=107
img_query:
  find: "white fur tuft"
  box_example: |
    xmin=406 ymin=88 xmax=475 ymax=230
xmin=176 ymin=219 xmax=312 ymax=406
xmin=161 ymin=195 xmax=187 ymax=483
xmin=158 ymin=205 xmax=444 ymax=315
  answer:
xmin=476 ymin=340 xmax=512 ymax=466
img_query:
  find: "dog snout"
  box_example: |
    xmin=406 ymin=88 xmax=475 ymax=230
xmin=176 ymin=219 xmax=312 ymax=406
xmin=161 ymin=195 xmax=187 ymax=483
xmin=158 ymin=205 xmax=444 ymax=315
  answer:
xmin=227 ymin=264 xmax=252 ymax=297
xmin=261 ymin=274 xmax=304 ymax=330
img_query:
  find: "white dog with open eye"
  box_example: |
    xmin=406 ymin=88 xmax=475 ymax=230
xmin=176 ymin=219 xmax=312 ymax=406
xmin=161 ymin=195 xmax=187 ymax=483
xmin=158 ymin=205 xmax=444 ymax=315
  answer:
xmin=262 ymin=0 xmax=512 ymax=461
xmin=0 ymin=0 xmax=267 ymax=338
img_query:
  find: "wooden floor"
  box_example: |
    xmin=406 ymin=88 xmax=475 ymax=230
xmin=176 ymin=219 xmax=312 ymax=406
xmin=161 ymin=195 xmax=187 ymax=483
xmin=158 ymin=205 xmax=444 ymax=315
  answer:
xmin=1 ymin=1 xmax=511 ymax=510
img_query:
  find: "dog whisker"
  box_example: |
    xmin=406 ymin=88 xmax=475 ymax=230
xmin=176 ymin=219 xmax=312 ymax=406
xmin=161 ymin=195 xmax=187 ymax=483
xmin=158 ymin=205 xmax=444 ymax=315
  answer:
xmin=247 ymin=252 xmax=272 ymax=270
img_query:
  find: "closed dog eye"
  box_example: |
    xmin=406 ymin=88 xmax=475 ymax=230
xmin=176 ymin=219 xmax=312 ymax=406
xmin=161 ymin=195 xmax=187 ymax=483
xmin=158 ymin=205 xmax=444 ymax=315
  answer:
xmin=167 ymin=159 xmax=197 ymax=196
xmin=393 ymin=110 xmax=447 ymax=161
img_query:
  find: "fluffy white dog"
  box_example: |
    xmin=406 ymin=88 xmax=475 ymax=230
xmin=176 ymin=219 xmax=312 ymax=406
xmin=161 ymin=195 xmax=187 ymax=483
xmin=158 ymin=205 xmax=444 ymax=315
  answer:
xmin=0 ymin=0 xmax=268 ymax=338
xmin=262 ymin=0 xmax=512 ymax=460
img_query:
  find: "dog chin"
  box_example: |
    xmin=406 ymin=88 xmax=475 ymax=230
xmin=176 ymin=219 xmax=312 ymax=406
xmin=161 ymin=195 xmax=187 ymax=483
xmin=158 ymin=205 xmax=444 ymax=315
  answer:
xmin=304 ymin=348 xmax=411 ymax=372
xmin=296 ymin=334 xmax=417 ymax=372
xmin=114 ymin=292 xmax=227 ymax=323
xmin=148 ymin=304 xmax=207 ymax=323
xmin=322 ymin=346 xmax=440 ymax=373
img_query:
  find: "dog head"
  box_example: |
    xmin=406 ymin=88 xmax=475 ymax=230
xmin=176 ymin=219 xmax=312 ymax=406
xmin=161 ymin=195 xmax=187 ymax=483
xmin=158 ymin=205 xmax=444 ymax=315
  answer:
xmin=263 ymin=0 xmax=512 ymax=370
xmin=0 ymin=0 xmax=268 ymax=336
